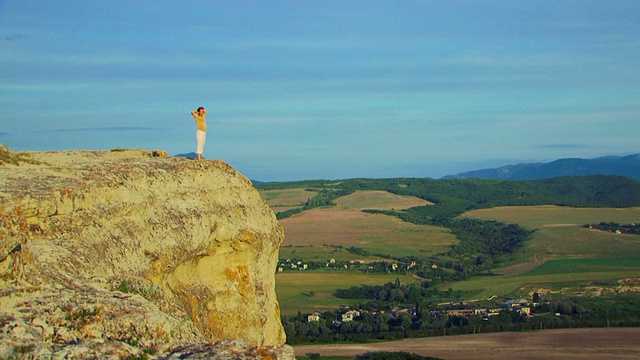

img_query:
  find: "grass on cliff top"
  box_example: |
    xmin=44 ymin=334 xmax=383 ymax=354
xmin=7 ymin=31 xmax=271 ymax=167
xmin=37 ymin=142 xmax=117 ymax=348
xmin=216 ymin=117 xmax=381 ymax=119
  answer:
xmin=0 ymin=144 xmax=36 ymax=165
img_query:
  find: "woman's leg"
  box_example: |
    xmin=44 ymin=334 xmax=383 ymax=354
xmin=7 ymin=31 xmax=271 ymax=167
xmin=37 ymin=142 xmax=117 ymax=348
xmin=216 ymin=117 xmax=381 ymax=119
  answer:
xmin=196 ymin=130 xmax=206 ymax=159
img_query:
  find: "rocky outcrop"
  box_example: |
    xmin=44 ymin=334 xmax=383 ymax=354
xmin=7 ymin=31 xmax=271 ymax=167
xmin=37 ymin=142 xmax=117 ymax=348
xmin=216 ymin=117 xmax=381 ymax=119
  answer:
xmin=0 ymin=148 xmax=293 ymax=359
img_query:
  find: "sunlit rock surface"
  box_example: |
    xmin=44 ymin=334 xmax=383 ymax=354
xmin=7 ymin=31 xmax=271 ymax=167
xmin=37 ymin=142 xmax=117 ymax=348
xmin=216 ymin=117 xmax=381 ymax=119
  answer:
xmin=0 ymin=147 xmax=292 ymax=359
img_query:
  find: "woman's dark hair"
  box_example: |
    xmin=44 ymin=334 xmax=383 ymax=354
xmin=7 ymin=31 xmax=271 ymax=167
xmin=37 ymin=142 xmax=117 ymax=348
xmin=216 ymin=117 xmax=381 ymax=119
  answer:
xmin=197 ymin=107 xmax=204 ymax=112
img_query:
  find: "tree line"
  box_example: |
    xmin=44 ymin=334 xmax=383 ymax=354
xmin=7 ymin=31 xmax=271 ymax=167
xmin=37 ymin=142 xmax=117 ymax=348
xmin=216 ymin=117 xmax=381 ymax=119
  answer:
xmin=584 ymin=221 xmax=640 ymax=235
xmin=283 ymin=280 xmax=640 ymax=344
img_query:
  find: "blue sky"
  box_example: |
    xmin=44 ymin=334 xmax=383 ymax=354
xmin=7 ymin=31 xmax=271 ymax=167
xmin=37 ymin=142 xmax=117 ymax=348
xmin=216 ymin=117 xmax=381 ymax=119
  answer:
xmin=1 ymin=1 xmax=639 ymax=181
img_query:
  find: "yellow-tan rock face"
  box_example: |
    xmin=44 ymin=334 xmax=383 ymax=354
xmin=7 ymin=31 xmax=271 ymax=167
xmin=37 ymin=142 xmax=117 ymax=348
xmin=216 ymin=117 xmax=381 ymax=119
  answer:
xmin=0 ymin=148 xmax=287 ymax=358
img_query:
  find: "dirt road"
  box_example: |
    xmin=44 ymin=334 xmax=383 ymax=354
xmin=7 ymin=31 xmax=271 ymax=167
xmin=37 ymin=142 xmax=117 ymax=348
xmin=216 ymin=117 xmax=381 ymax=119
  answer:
xmin=293 ymin=328 xmax=640 ymax=359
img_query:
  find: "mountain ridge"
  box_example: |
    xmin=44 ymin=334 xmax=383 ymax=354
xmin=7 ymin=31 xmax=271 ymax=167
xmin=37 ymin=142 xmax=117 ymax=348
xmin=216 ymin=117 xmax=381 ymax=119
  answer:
xmin=442 ymin=153 xmax=640 ymax=180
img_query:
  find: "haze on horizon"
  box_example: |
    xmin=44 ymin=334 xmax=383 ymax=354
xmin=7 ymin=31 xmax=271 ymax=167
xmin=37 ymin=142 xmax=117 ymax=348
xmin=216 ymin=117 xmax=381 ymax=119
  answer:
xmin=1 ymin=1 xmax=638 ymax=181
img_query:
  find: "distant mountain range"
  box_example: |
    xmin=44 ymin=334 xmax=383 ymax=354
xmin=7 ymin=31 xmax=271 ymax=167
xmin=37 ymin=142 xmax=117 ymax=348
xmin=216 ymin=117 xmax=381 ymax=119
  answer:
xmin=442 ymin=154 xmax=640 ymax=180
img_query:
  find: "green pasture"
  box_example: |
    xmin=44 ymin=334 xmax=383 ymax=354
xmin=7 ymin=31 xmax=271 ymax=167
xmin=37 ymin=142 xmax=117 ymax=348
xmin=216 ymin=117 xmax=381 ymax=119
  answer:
xmin=525 ymin=257 xmax=640 ymax=276
xmin=276 ymin=272 xmax=418 ymax=316
xmin=461 ymin=205 xmax=640 ymax=229
xmin=438 ymin=206 xmax=640 ymax=298
xmin=461 ymin=205 xmax=640 ymax=263
xmin=440 ymin=268 xmax=640 ymax=300
xmin=505 ymin=225 xmax=640 ymax=266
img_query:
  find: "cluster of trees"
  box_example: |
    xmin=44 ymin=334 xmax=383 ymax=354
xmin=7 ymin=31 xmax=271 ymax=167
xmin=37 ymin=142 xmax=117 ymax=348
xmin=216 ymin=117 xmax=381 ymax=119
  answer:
xmin=584 ymin=221 xmax=640 ymax=235
xmin=334 ymin=279 xmax=442 ymax=303
xmin=283 ymin=290 xmax=640 ymax=344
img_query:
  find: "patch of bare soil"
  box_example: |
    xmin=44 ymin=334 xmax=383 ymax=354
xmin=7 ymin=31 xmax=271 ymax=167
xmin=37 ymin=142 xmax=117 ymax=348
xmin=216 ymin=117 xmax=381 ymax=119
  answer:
xmin=293 ymin=328 xmax=640 ymax=359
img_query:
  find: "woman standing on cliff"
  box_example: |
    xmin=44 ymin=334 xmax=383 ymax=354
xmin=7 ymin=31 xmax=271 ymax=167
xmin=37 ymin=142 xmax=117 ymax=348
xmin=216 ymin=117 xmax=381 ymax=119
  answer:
xmin=190 ymin=107 xmax=207 ymax=160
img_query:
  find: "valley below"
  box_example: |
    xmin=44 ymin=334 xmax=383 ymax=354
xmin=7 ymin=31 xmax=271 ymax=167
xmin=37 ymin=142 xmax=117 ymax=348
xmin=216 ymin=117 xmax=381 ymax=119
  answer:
xmin=257 ymin=177 xmax=640 ymax=356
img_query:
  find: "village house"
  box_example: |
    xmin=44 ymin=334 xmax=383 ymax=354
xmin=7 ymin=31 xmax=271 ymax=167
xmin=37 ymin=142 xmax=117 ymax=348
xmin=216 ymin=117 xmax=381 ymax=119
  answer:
xmin=446 ymin=309 xmax=475 ymax=317
xmin=341 ymin=310 xmax=360 ymax=322
xmin=513 ymin=306 xmax=531 ymax=316
xmin=504 ymin=299 xmax=529 ymax=308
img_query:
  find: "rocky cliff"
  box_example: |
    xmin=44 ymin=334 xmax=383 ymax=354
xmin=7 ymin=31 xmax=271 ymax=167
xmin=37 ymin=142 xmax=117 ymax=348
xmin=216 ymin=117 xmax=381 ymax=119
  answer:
xmin=0 ymin=146 xmax=293 ymax=359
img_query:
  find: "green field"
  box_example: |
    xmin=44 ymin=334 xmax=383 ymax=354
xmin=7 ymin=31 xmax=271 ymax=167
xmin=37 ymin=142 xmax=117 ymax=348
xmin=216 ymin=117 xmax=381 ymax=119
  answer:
xmin=259 ymin=188 xmax=318 ymax=213
xmin=460 ymin=205 xmax=640 ymax=228
xmin=460 ymin=205 xmax=640 ymax=264
xmin=276 ymin=272 xmax=418 ymax=316
xmin=441 ymin=268 xmax=640 ymax=300
xmin=526 ymin=257 xmax=640 ymax=276
xmin=440 ymin=205 xmax=640 ymax=297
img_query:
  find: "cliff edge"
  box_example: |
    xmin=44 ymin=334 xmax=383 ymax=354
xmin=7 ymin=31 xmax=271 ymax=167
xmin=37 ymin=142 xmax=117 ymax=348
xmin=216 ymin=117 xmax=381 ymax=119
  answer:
xmin=0 ymin=146 xmax=292 ymax=359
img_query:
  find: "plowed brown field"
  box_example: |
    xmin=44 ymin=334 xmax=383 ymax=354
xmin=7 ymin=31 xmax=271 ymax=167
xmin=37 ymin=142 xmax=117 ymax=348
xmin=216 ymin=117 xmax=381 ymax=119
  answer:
xmin=293 ymin=328 xmax=640 ymax=359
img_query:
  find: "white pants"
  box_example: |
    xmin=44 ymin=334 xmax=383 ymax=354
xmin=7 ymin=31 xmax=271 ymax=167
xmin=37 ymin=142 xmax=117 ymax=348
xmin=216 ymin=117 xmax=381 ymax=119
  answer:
xmin=196 ymin=130 xmax=206 ymax=155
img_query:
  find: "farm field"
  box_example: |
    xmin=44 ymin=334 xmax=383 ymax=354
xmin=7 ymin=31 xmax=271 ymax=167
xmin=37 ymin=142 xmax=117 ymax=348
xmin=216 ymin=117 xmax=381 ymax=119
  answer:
xmin=279 ymin=207 xmax=456 ymax=257
xmin=259 ymin=188 xmax=317 ymax=213
xmin=440 ymin=268 xmax=640 ymax=300
xmin=293 ymin=327 xmax=640 ymax=360
xmin=526 ymin=257 xmax=640 ymax=276
xmin=266 ymin=188 xmax=640 ymax=317
xmin=460 ymin=205 xmax=640 ymax=265
xmin=460 ymin=205 xmax=640 ymax=228
xmin=272 ymin=190 xmax=447 ymax=315
xmin=333 ymin=190 xmax=434 ymax=210
xmin=442 ymin=205 xmax=640 ymax=297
